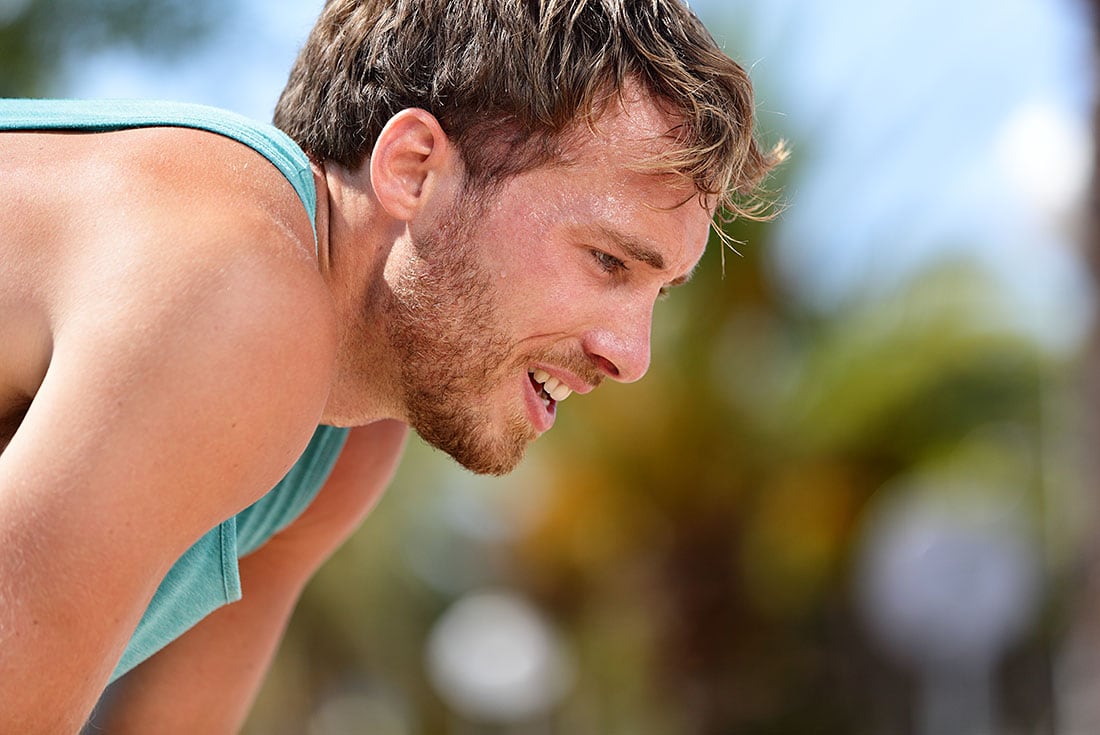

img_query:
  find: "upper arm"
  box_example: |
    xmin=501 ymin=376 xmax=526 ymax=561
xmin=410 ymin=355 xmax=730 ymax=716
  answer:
xmin=0 ymin=230 xmax=334 ymax=729
xmin=82 ymin=422 xmax=409 ymax=735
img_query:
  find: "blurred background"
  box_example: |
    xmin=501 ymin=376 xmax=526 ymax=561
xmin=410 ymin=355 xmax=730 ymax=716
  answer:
xmin=4 ymin=0 xmax=1099 ymax=732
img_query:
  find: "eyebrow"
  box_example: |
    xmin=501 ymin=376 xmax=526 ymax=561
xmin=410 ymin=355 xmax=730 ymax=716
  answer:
xmin=596 ymin=226 xmax=665 ymax=270
xmin=591 ymin=225 xmax=698 ymax=287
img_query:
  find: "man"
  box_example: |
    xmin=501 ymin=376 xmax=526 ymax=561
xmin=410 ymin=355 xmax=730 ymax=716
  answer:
xmin=0 ymin=0 xmax=781 ymax=730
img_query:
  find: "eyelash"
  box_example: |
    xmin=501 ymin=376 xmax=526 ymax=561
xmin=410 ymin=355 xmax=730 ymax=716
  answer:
xmin=591 ymin=249 xmax=674 ymax=300
xmin=592 ymin=249 xmax=627 ymax=275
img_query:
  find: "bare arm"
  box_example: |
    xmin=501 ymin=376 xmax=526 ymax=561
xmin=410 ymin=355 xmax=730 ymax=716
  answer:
xmin=0 ymin=250 xmax=335 ymax=732
xmin=87 ymin=421 xmax=408 ymax=733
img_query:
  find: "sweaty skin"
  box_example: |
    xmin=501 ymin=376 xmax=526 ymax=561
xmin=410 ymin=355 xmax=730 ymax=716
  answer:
xmin=321 ymin=95 xmax=711 ymax=473
xmin=0 ymin=91 xmax=710 ymax=732
xmin=0 ymin=126 xmax=339 ymax=732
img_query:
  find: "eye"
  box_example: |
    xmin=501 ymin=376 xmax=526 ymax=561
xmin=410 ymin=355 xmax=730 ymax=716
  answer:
xmin=592 ymin=249 xmax=627 ymax=274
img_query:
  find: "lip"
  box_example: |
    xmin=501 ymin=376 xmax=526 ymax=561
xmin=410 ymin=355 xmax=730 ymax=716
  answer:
xmin=523 ymin=371 xmax=556 ymax=434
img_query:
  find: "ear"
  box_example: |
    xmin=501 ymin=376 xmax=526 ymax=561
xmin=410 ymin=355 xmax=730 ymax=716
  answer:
xmin=369 ymin=109 xmax=454 ymax=222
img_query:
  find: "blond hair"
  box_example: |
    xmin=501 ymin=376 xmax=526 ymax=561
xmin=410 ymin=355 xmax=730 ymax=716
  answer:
xmin=275 ymin=0 xmax=784 ymax=219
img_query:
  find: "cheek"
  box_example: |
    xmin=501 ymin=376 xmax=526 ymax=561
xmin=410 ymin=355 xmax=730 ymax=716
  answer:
xmin=491 ymin=255 xmax=588 ymax=336
xmin=473 ymin=202 xmax=591 ymax=333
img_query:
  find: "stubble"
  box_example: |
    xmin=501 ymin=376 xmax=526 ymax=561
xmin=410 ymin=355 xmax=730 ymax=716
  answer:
xmin=384 ymin=197 xmax=534 ymax=475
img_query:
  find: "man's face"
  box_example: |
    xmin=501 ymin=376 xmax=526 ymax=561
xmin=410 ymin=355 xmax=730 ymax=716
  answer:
xmin=385 ymin=95 xmax=712 ymax=475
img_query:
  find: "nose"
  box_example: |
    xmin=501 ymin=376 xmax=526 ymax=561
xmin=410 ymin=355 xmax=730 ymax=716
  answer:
xmin=582 ymin=303 xmax=653 ymax=384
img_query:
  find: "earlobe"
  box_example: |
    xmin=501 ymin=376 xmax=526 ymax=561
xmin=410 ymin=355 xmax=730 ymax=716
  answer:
xmin=370 ymin=109 xmax=452 ymax=221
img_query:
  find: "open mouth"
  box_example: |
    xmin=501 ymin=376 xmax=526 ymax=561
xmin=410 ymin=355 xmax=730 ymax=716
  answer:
xmin=528 ymin=369 xmax=573 ymax=411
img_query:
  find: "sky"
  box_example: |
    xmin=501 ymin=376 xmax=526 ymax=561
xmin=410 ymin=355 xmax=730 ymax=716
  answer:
xmin=707 ymin=0 xmax=1096 ymax=351
xmin=63 ymin=0 xmax=1098 ymax=351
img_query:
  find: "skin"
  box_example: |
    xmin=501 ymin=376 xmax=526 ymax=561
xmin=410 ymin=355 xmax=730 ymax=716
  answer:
xmin=328 ymin=97 xmax=710 ymax=474
xmin=0 ymin=90 xmax=710 ymax=732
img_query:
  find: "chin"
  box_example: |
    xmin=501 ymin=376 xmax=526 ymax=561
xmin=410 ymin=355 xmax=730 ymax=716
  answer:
xmin=416 ymin=421 xmax=530 ymax=476
xmin=455 ymin=448 xmax=527 ymax=477
xmin=439 ymin=435 xmax=529 ymax=476
xmin=406 ymin=390 xmax=534 ymax=475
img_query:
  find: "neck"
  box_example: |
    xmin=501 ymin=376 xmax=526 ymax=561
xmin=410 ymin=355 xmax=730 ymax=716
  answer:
xmin=312 ymin=161 xmax=408 ymax=427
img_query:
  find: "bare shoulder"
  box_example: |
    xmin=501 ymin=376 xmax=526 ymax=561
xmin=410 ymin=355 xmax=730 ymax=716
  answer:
xmin=0 ymin=123 xmax=332 ymax=390
xmin=66 ymin=126 xmax=333 ymax=375
xmin=83 ymin=125 xmax=321 ymax=285
xmin=1 ymin=124 xmax=339 ymax=521
xmin=78 ymin=126 xmax=337 ymax=493
xmin=118 ymin=125 xmax=317 ymax=257
xmin=0 ymin=126 xmax=341 ymax=720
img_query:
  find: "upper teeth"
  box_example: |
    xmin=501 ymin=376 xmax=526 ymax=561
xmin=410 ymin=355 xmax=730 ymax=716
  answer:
xmin=532 ymin=369 xmax=572 ymax=402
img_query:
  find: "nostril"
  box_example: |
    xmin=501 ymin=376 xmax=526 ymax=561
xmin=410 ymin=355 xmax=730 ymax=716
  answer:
xmin=592 ymin=354 xmax=620 ymax=379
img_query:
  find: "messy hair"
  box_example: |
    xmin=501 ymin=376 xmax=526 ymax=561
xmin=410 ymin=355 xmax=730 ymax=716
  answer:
xmin=274 ymin=0 xmax=785 ymax=219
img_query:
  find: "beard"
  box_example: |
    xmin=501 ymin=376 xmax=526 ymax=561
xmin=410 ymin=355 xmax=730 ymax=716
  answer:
xmin=382 ymin=194 xmax=536 ymax=476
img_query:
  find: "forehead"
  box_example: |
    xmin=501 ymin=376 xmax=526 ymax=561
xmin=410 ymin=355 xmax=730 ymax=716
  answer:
xmin=461 ymin=87 xmax=714 ymax=279
xmin=536 ymin=93 xmax=714 ymax=268
xmin=563 ymin=89 xmax=691 ymax=181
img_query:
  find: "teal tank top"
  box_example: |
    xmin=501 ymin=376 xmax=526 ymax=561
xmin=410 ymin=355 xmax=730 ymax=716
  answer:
xmin=0 ymin=99 xmax=350 ymax=682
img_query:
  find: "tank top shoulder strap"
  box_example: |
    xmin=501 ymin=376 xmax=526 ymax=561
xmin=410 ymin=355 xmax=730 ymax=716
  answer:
xmin=0 ymin=98 xmax=319 ymax=248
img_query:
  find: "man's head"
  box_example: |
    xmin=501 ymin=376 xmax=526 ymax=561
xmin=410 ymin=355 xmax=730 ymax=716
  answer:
xmin=279 ymin=0 xmax=783 ymax=475
xmin=274 ymin=0 xmax=781 ymax=217
xmin=339 ymin=90 xmax=720 ymax=475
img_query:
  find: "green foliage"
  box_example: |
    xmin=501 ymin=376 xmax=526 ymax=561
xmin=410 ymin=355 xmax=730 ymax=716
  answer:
xmin=520 ymin=226 xmax=1059 ymax=733
xmin=4 ymin=2 xmax=1068 ymax=731
xmin=254 ymin=211 xmax=1064 ymax=733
